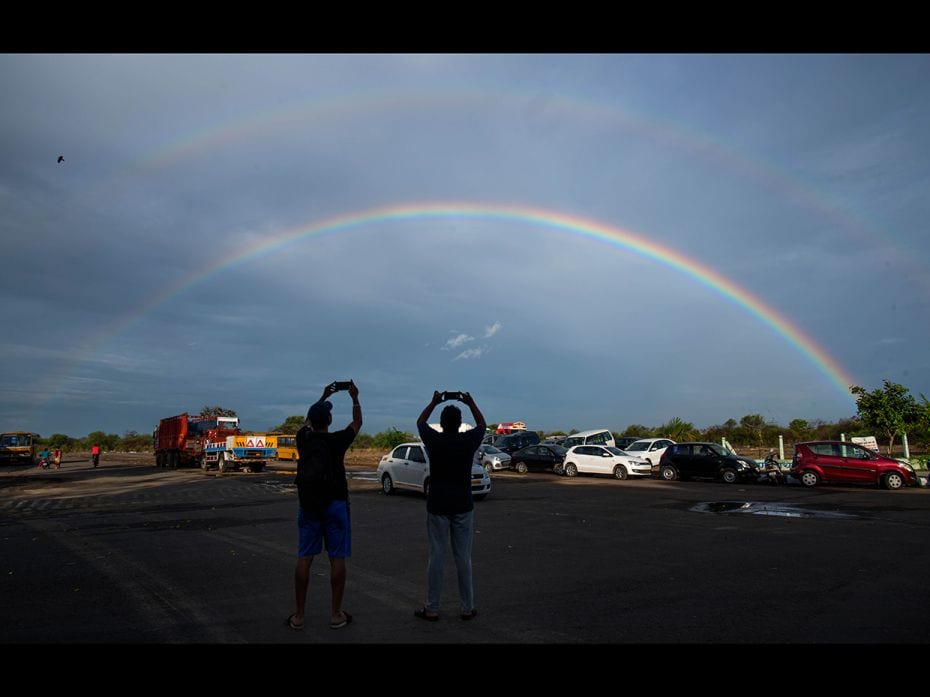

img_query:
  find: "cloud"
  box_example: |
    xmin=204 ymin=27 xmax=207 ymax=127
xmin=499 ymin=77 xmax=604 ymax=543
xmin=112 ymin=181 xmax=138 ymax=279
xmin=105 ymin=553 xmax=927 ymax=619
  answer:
xmin=453 ymin=347 xmax=485 ymax=361
xmin=443 ymin=333 xmax=475 ymax=350
xmin=484 ymin=321 xmax=502 ymax=338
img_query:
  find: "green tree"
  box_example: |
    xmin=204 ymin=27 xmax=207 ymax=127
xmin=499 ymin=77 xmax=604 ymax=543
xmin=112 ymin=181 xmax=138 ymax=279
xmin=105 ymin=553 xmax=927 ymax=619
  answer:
xmin=47 ymin=433 xmax=71 ymax=450
xmin=851 ymin=380 xmax=916 ymax=454
xmin=656 ymin=417 xmax=694 ymax=441
xmin=371 ymin=428 xmax=413 ymax=450
xmin=789 ymin=419 xmax=810 ymax=441
xmin=738 ymin=414 xmax=767 ymax=447
xmin=621 ymin=424 xmax=652 ymax=438
xmin=270 ymin=415 xmax=306 ymax=434
xmin=200 ymin=406 xmax=237 ymax=417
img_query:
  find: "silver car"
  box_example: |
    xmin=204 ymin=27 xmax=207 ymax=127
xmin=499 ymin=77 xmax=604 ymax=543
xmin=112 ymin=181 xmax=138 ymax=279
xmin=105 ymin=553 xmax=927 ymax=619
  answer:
xmin=475 ymin=444 xmax=512 ymax=473
xmin=378 ymin=442 xmax=491 ymax=499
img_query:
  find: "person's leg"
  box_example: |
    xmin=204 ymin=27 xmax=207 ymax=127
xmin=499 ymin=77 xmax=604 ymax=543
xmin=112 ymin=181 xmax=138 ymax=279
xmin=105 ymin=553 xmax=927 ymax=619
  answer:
xmin=323 ymin=500 xmax=352 ymax=626
xmin=290 ymin=507 xmax=323 ymax=627
xmin=449 ymin=510 xmax=475 ymax=614
xmin=425 ymin=513 xmax=449 ymax=614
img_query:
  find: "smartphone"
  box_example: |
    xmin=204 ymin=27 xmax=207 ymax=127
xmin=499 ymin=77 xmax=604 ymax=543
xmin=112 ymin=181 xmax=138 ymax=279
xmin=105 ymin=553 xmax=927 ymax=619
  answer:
xmin=331 ymin=381 xmax=353 ymax=391
xmin=442 ymin=391 xmax=465 ymax=401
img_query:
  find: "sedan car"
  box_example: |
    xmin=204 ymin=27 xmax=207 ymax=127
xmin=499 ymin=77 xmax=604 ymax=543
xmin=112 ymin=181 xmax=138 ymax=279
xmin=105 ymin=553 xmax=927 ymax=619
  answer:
xmin=790 ymin=440 xmax=918 ymax=489
xmin=623 ymin=438 xmax=676 ymax=470
xmin=509 ymin=443 xmax=567 ymax=474
xmin=377 ymin=442 xmax=491 ymax=499
xmin=559 ymin=445 xmax=652 ymax=480
xmin=475 ymin=444 xmax=512 ymax=473
xmin=658 ymin=442 xmax=759 ymax=484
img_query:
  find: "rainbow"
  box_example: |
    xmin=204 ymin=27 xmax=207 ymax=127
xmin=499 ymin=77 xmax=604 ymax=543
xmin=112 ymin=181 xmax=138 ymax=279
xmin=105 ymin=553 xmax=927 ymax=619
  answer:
xmin=103 ymin=202 xmax=857 ymax=404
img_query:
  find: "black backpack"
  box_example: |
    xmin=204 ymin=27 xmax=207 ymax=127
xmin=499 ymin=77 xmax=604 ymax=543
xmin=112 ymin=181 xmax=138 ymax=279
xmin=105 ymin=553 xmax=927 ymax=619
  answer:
xmin=295 ymin=428 xmax=333 ymax=513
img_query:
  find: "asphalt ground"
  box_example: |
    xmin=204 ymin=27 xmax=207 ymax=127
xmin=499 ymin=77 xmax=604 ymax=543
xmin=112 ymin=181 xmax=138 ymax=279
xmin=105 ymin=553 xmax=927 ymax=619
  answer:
xmin=2 ymin=455 xmax=930 ymax=646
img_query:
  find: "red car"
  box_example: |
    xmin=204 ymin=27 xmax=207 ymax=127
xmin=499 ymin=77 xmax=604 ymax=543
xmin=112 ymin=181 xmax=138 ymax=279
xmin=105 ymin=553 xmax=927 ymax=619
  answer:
xmin=790 ymin=441 xmax=918 ymax=490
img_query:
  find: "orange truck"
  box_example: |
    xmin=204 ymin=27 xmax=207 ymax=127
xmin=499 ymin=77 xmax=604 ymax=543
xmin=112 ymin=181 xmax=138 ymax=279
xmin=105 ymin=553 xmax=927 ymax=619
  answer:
xmin=153 ymin=413 xmax=275 ymax=472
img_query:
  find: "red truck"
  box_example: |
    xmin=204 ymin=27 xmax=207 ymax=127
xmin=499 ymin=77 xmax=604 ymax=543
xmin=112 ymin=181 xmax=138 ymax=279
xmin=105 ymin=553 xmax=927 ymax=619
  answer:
xmin=153 ymin=413 xmax=240 ymax=469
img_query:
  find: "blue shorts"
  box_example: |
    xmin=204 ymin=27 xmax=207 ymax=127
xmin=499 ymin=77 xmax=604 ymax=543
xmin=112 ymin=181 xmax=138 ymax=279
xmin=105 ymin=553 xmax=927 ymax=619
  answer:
xmin=297 ymin=499 xmax=351 ymax=559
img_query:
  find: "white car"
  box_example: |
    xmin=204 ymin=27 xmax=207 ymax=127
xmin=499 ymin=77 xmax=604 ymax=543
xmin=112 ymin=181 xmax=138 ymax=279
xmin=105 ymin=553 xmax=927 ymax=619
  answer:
xmin=377 ymin=442 xmax=491 ymax=499
xmin=623 ymin=438 xmax=676 ymax=470
xmin=475 ymin=444 xmax=512 ymax=472
xmin=559 ymin=445 xmax=652 ymax=480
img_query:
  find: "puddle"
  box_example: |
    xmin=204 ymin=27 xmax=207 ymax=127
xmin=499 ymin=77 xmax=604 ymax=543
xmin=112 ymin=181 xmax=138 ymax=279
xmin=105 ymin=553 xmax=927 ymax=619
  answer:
xmin=692 ymin=501 xmax=857 ymax=519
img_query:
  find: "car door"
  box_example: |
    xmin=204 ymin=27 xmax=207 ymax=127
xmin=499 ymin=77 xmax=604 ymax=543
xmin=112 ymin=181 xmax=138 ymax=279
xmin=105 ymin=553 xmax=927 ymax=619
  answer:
xmin=406 ymin=444 xmax=429 ymax=488
xmin=539 ymin=445 xmax=561 ymax=471
xmin=839 ymin=443 xmax=877 ymax=483
xmin=809 ymin=443 xmax=846 ymax=483
xmin=580 ymin=445 xmax=612 ymax=474
xmin=692 ymin=445 xmax=721 ymax=478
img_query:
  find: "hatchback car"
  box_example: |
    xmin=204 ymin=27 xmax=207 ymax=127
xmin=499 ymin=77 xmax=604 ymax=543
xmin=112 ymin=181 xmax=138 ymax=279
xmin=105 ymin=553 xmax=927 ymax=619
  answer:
xmin=475 ymin=444 xmax=512 ymax=473
xmin=658 ymin=442 xmax=759 ymax=484
xmin=791 ymin=441 xmax=918 ymax=490
xmin=377 ymin=442 xmax=491 ymax=499
xmin=623 ymin=438 xmax=675 ymax=469
xmin=509 ymin=443 xmax=567 ymax=474
xmin=559 ymin=445 xmax=652 ymax=480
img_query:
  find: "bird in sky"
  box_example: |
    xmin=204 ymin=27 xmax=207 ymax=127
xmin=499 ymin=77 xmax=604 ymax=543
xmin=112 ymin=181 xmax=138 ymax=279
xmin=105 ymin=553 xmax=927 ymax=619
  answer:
xmin=57 ymin=156 xmax=64 ymax=163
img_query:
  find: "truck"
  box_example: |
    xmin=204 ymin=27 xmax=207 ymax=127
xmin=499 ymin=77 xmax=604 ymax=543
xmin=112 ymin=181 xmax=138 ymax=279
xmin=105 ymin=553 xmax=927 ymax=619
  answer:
xmin=0 ymin=432 xmax=40 ymax=465
xmin=153 ymin=413 xmax=275 ymax=473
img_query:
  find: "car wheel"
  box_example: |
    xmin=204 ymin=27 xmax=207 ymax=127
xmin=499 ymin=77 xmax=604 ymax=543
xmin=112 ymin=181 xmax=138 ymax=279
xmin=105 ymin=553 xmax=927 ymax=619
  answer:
xmin=381 ymin=473 xmax=394 ymax=495
xmin=218 ymin=454 xmax=228 ymax=473
xmin=483 ymin=462 xmax=493 ymax=474
xmin=660 ymin=464 xmax=677 ymax=481
xmin=883 ymin=472 xmax=905 ymax=490
xmin=201 ymin=457 xmax=209 ymax=471
xmin=515 ymin=461 xmax=528 ymax=474
xmin=799 ymin=470 xmax=820 ymax=488
xmin=565 ymin=463 xmax=578 ymax=477
xmin=613 ymin=465 xmax=628 ymax=480
xmin=721 ymin=468 xmax=738 ymax=484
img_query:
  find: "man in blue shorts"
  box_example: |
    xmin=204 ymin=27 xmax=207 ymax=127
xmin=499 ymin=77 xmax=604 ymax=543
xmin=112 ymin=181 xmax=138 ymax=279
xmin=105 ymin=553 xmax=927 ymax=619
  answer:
xmin=286 ymin=381 xmax=362 ymax=631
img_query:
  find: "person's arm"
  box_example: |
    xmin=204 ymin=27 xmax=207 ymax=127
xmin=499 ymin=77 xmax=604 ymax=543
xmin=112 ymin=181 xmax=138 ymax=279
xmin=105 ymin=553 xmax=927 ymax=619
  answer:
xmin=461 ymin=392 xmax=486 ymax=431
xmin=417 ymin=391 xmax=443 ymax=428
xmin=347 ymin=381 xmax=362 ymax=435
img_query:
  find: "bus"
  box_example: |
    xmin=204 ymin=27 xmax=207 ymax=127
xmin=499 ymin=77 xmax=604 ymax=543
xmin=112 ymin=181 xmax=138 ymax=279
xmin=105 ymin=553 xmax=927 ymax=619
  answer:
xmin=0 ymin=432 xmax=40 ymax=465
xmin=275 ymin=434 xmax=297 ymax=461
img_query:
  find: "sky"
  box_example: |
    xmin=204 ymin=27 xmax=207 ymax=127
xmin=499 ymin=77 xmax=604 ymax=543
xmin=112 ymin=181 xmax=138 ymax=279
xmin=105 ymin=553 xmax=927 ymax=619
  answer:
xmin=2 ymin=53 xmax=929 ymax=439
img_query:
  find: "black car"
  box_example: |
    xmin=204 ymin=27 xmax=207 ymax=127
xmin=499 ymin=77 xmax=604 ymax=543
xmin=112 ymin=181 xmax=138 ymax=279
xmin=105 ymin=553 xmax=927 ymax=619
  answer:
xmin=509 ymin=443 xmax=567 ymax=474
xmin=614 ymin=437 xmax=639 ymax=451
xmin=493 ymin=431 xmax=541 ymax=456
xmin=658 ymin=442 xmax=759 ymax=484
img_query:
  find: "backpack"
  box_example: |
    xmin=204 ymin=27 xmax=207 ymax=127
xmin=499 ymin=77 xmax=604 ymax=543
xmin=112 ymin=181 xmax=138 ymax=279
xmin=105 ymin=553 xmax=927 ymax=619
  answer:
xmin=295 ymin=427 xmax=334 ymax=513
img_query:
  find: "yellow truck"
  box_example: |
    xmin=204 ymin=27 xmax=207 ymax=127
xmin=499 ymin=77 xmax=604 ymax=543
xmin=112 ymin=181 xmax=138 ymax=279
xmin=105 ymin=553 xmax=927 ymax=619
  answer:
xmin=0 ymin=432 xmax=40 ymax=465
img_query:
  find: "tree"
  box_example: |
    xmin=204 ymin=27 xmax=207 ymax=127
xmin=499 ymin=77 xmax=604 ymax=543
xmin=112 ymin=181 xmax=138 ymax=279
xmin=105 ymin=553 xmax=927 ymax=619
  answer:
xmin=270 ymin=415 xmax=306 ymax=434
xmin=738 ymin=414 xmax=767 ymax=446
xmin=851 ymin=380 xmax=916 ymax=454
xmin=789 ymin=419 xmax=811 ymax=441
xmin=200 ymin=406 xmax=237 ymax=417
xmin=621 ymin=424 xmax=652 ymax=438
xmin=371 ymin=428 xmax=413 ymax=450
xmin=656 ymin=417 xmax=694 ymax=442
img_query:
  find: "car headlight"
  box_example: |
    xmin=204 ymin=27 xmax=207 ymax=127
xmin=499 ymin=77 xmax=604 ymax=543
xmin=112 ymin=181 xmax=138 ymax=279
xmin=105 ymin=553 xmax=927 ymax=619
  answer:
xmin=901 ymin=462 xmax=915 ymax=473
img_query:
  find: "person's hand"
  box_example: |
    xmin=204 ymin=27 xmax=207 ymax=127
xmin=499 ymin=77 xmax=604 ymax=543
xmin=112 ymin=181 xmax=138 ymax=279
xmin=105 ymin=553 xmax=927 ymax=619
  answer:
xmin=432 ymin=390 xmax=443 ymax=404
xmin=462 ymin=392 xmax=475 ymax=407
xmin=348 ymin=381 xmax=359 ymax=400
xmin=323 ymin=383 xmax=337 ymax=398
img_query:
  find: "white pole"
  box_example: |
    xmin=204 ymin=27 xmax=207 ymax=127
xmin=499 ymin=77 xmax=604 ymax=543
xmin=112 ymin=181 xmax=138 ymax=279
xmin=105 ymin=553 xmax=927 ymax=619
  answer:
xmin=903 ymin=433 xmax=910 ymax=460
xmin=840 ymin=433 xmax=845 ymax=442
xmin=778 ymin=434 xmax=784 ymax=461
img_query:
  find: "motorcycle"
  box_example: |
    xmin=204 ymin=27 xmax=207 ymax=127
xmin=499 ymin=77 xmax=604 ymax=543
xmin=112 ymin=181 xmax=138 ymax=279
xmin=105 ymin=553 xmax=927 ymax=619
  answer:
xmin=758 ymin=453 xmax=786 ymax=485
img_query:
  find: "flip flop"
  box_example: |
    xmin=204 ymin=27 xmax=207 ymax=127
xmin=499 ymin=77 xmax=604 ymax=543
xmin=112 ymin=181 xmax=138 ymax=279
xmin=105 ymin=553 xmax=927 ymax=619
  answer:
xmin=330 ymin=611 xmax=353 ymax=629
xmin=285 ymin=614 xmax=304 ymax=630
xmin=414 ymin=607 xmax=439 ymax=622
xmin=460 ymin=609 xmax=478 ymax=621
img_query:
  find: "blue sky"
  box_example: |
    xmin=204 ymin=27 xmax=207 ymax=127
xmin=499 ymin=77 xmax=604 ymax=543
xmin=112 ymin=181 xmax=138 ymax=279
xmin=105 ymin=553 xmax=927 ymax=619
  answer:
xmin=2 ymin=53 xmax=929 ymax=438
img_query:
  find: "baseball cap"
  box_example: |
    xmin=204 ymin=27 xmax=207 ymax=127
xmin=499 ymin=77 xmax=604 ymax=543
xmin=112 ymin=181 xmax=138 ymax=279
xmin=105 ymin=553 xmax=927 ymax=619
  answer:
xmin=307 ymin=400 xmax=333 ymax=422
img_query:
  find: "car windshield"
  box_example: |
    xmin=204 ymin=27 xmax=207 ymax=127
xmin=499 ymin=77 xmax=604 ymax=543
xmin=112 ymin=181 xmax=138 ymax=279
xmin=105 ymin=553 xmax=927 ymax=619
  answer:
xmin=605 ymin=447 xmax=627 ymax=456
xmin=547 ymin=445 xmax=567 ymax=455
xmin=626 ymin=441 xmax=648 ymax=452
xmin=702 ymin=443 xmax=730 ymax=457
xmin=482 ymin=445 xmax=502 ymax=454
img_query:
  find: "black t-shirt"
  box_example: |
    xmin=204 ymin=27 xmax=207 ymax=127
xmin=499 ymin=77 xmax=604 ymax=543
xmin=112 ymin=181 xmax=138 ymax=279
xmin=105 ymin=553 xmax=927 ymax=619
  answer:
xmin=295 ymin=425 xmax=355 ymax=508
xmin=418 ymin=422 xmax=484 ymax=515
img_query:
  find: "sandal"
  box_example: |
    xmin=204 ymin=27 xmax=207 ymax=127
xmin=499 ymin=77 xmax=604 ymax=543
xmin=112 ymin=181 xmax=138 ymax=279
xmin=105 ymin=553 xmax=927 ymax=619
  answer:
xmin=330 ymin=611 xmax=353 ymax=629
xmin=460 ymin=609 xmax=478 ymax=620
xmin=414 ymin=607 xmax=439 ymax=622
xmin=285 ymin=613 xmax=304 ymax=630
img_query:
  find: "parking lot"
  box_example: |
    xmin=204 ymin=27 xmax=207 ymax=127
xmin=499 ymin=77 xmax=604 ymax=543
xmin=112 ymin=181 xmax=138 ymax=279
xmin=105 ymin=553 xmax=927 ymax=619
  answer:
xmin=2 ymin=457 xmax=930 ymax=643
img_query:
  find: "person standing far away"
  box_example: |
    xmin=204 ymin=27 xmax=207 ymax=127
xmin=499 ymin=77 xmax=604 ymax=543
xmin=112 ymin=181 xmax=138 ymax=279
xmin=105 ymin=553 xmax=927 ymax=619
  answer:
xmin=91 ymin=443 xmax=101 ymax=468
xmin=53 ymin=447 xmax=62 ymax=470
xmin=414 ymin=390 xmax=486 ymax=621
xmin=285 ymin=380 xmax=362 ymax=632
